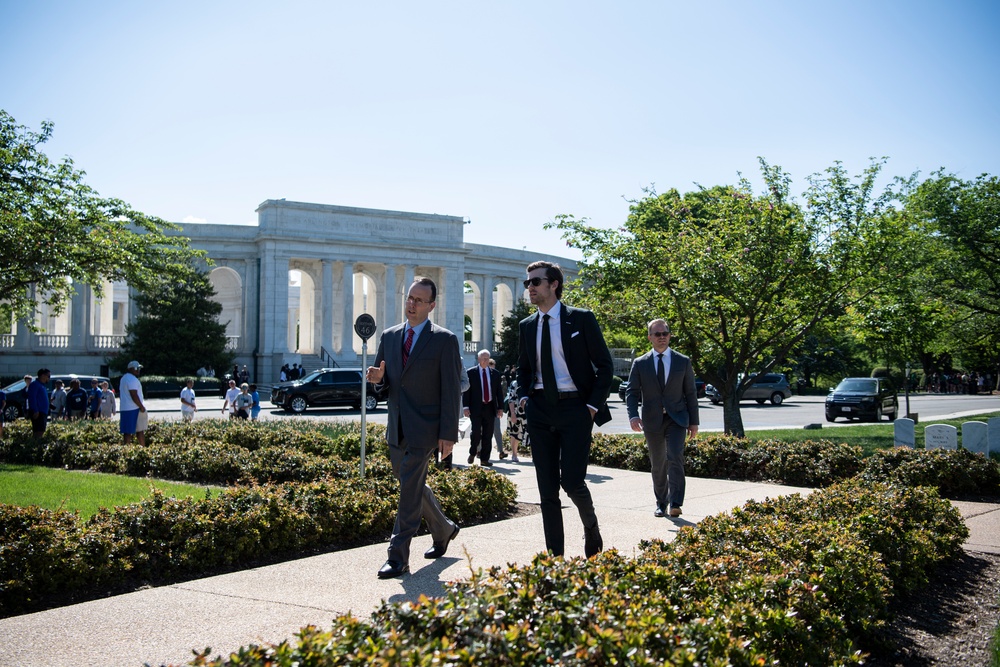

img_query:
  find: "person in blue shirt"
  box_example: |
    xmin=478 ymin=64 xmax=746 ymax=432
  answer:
xmin=0 ymin=388 xmax=6 ymax=438
xmin=87 ymin=378 xmax=103 ymax=420
xmin=26 ymin=368 xmax=51 ymax=439
xmin=249 ymin=384 xmax=261 ymax=421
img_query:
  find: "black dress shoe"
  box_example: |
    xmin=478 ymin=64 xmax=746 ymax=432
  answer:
xmin=584 ymin=524 xmax=603 ymax=558
xmin=481 ymin=460 xmax=493 ymax=466
xmin=424 ymin=525 xmax=460 ymax=559
xmin=654 ymin=505 xmax=666 ymax=518
xmin=499 ymin=450 xmax=507 ymax=459
xmin=467 ymin=454 xmax=475 ymax=464
xmin=377 ymin=560 xmax=409 ymax=579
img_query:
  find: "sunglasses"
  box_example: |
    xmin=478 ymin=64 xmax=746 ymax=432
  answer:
xmin=523 ymin=277 xmax=551 ymax=288
xmin=651 ymin=331 xmax=671 ymax=338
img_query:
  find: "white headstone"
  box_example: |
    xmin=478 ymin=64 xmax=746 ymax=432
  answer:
xmin=894 ymin=418 xmax=915 ymax=448
xmin=962 ymin=421 xmax=989 ymax=455
xmin=925 ymin=423 xmax=958 ymax=450
xmin=989 ymin=417 xmax=1000 ymax=455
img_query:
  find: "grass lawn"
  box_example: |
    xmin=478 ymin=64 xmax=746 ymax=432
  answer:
xmin=0 ymin=463 xmax=217 ymax=520
xmin=744 ymin=411 xmax=1000 ymax=457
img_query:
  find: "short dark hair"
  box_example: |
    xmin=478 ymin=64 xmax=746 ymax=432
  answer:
xmin=413 ymin=276 xmax=437 ymax=303
xmin=36 ymin=368 xmax=51 ymax=377
xmin=526 ymin=260 xmax=564 ymax=299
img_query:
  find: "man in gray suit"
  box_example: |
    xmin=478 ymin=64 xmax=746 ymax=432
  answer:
xmin=366 ymin=277 xmax=463 ymax=579
xmin=625 ymin=318 xmax=699 ymax=518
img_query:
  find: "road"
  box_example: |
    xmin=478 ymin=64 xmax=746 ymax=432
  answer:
xmin=143 ymin=391 xmax=1000 ymax=435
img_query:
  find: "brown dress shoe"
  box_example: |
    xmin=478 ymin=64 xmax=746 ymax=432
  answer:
xmin=669 ymin=506 xmax=682 ymax=518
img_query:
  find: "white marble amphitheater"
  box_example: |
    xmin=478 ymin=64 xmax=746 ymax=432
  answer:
xmin=1 ymin=199 xmax=575 ymax=381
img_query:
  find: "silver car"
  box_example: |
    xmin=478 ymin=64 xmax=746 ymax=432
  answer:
xmin=706 ymin=373 xmax=792 ymax=406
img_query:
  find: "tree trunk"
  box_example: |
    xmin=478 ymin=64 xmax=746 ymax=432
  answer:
xmin=722 ymin=391 xmax=745 ymax=437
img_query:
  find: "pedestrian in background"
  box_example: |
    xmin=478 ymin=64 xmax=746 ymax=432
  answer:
xmin=27 ymin=369 xmax=51 ymax=439
xmin=49 ymin=380 xmax=67 ymax=420
xmin=100 ymin=381 xmax=116 ymax=419
xmin=180 ymin=379 xmax=197 ymax=422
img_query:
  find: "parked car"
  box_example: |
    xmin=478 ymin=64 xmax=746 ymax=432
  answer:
xmin=705 ymin=373 xmax=792 ymax=406
xmin=617 ymin=378 xmax=706 ymax=402
xmin=825 ymin=377 xmax=899 ymax=422
xmin=1 ymin=374 xmax=111 ymax=422
xmin=270 ymin=368 xmax=384 ymax=414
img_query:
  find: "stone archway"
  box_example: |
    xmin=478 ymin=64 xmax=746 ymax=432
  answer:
xmin=209 ymin=267 xmax=243 ymax=350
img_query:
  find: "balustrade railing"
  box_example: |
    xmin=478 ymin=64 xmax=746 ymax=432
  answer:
xmin=225 ymin=336 xmax=240 ymax=351
xmin=35 ymin=334 xmax=70 ymax=348
xmin=91 ymin=335 xmax=126 ymax=349
xmin=0 ymin=334 xmax=14 ymax=349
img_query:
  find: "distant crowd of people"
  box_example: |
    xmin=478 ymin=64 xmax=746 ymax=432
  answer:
xmin=923 ymin=371 xmax=994 ymax=394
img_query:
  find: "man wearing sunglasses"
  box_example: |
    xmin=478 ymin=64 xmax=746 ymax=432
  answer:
xmin=517 ymin=261 xmax=614 ymax=559
xmin=625 ymin=319 xmax=699 ymax=518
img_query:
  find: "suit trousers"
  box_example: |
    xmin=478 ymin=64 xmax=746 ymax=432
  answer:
xmin=469 ymin=409 xmax=496 ymax=462
xmin=525 ymin=394 xmax=598 ymax=556
xmin=387 ymin=438 xmax=456 ymax=564
xmin=646 ymin=414 xmax=687 ymax=509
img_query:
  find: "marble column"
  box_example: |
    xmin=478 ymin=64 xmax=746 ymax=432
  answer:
xmin=383 ymin=264 xmax=397 ymax=333
xmin=321 ymin=260 xmax=334 ymax=355
xmin=339 ymin=262 xmax=354 ymax=357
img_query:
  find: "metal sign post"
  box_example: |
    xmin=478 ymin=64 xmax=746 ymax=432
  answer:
xmin=354 ymin=313 xmax=377 ymax=477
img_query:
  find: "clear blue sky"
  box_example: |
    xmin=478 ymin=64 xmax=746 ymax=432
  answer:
xmin=3 ymin=1 xmax=998 ymax=259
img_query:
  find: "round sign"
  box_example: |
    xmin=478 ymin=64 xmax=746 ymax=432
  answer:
xmin=354 ymin=313 xmax=377 ymax=341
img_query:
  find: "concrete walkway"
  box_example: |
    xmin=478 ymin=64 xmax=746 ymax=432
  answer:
xmin=1 ymin=461 xmax=997 ymax=667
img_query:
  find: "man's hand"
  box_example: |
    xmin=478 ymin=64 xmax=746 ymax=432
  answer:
xmin=588 ymin=406 xmax=597 ymax=420
xmin=366 ymin=361 xmax=385 ymax=384
xmin=496 ymin=409 xmax=503 ymax=419
xmin=629 ymin=416 xmax=643 ymax=432
xmin=438 ymin=439 xmax=455 ymax=458
xmin=687 ymin=425 xmax=699 ymax=439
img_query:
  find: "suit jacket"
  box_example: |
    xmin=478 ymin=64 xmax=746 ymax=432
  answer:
xmin=625 ymin=348 xmax=700 ymax=430
xmin=463 ymin=365 xmax=503 ymax=417
xmin=374 ymin=321 xmax=463 ymax=449
xmin=516 ymin=303 xmax=615 ymax=426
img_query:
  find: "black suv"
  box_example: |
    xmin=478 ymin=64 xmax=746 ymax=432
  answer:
xmin=270 ymin=368 xmax=383 ymax=414
xmin=825 ymin=377 xmax=898 ymax=422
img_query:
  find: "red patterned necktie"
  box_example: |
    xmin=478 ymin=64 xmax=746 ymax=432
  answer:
xmin=402 ymin=327 xmax=415 ymax=367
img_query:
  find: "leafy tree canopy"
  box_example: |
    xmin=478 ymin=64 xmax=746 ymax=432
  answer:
xmin=552 ymin=158 xmax=915 ymax=435
xmin=108 ymin=269 xmax=234 ymax=376
xmin=0 ymin=110 xmax=205 ymax=328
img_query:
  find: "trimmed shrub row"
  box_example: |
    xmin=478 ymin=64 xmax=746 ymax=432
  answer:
xmin=0 ymin=419 xmax=517 ymax=616
xmin=183 ymin=481 xmax=967 ymax=666
xmin=591 ymin=432 xmax=1000 ymax=498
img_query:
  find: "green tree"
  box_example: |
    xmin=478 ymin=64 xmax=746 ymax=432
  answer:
xmin=0 ymin=110 xmax=204 ymax=328
xmin=493 ymin=298 xmax=534 ymax=372
xmin=553 ymin=159 xmax=912 ymax=435
xmin=108 ymin=269 xmax=234 ymax=376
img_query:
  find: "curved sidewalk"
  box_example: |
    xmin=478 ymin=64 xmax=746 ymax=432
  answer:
xmin=1 ymin=462 xmax=997 ymax=667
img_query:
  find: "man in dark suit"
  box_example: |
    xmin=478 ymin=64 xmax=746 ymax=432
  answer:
xmin=366 ymin=277 xmax=463 ymax=579
xmin=625 ymin=318 xmax=699 ymax=518
xmin=517 ymin=260 xmax=614 ymax=558
xmin=463 ymin=349 xmax=504 ymax=466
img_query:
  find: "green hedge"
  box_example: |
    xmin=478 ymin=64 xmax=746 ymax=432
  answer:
xmin=0 ymin=419 xmax=517 ymax=616
xmin=591 ymin=432 xmax=1000 ymax=498
xmin=183 ymin=481 xmax=967 ymax=666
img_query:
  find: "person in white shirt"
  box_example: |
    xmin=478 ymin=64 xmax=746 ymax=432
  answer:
xmin=222 ymin=379 xmax=240 ymax=419
xmin=180 ymin=379 xmax=197 ymax=422
xmin=119 ymin=360 xmax=147 ymax=445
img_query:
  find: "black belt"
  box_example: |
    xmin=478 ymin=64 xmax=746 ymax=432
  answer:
xmin=532 ymin=389 xmax=581 ymax=399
